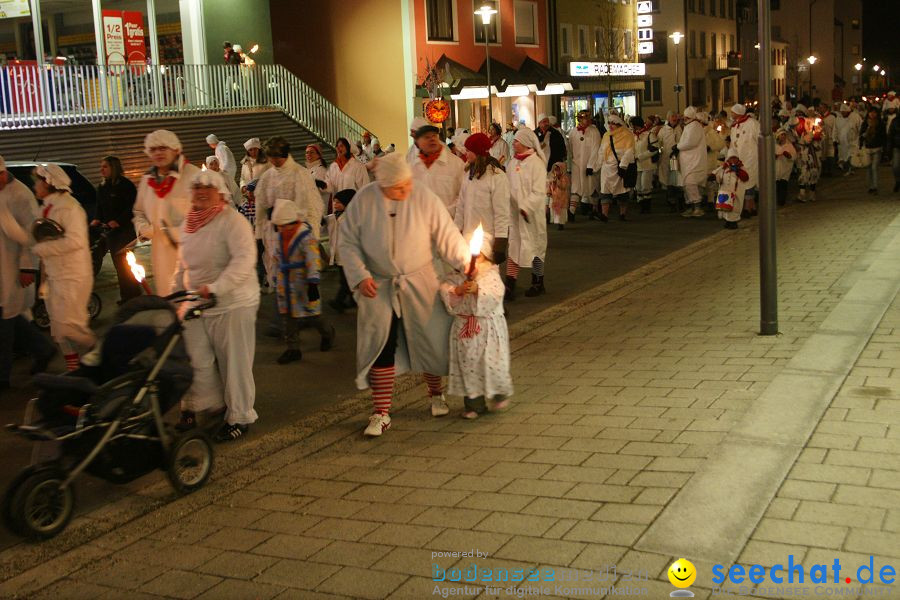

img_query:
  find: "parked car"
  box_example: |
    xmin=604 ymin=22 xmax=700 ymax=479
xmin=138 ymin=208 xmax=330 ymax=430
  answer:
xmin=5 ymin=161 xmax=97 ymax=221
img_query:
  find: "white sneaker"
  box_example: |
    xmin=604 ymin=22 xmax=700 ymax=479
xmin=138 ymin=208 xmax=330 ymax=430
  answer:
xmin=430 ymin=394 xmax=450 ymax=417
xmin=681 ymin=207 xmax=694 ymax=217
xmin=690 ymin=206 xmax=705 ymax=217
xmin=364 ymin=413 xmax=391 ymax=437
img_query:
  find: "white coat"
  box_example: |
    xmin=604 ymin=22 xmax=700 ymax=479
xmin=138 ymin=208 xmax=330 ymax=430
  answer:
xmin=835 ymin=113 xmax=861 ymax=162
xmin=173 ymin=207 xmax=259 ymax=424
xmin=489 ymin=138 xmax=510 ymax=165
xmin=338 ymin=181 xmax=470 ymax=389
xmin=454 ymin=166 xmax=510 ymax=260
xmin=677 ymin=120 xmax=708 ymax=186
xmin=239 ymin=157 xmax=270 ymax=189
xmin=409 ymin=145 xmax=465 ymax=216
xmin=307 ymin=162 xmax=331 ymax=215
xmin=705 ymin=125 xmax=727 ymax=172
xmin=326 ymin=157 xmax=369 ymax=195
xmin=727 ymin=116 xmax=761 ymax=188
xmin=506 ymin=153 xmax=547 ymax=266
xmin=31 ymin=192 xmax=95 ymax=350
xmin=657 ymin=123 xmax=683 ymax=185
xmin=0 ymin=178 xmax=39 ymax=317
xmin=596 ymin=131 xmax=635 ymax=196
xmin=568 ymin=125 xmax=601 ymax=197
xmin=775 ymin=140 xmax=797 ymax=181
xmin=635 ymin=130 xmax=656 ymax=172
xmin=213 ymin=170 xmax=240 ymax=206
xmin=214 ymin=141 xmax=237 ymax=180
xmin=134 ymin=157 xmax=200 ymax=297
xmin=821 ymin=113 xmax=836 ymax=158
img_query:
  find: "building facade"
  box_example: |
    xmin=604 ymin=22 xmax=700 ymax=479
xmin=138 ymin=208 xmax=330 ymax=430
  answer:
xmin=737 ymin=0 xmax=788 ymax=105
xmin=640 ymin=0 xmax=739 ymax=117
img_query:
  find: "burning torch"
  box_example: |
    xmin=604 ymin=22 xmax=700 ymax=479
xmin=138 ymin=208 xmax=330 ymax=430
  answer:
xmin=126 ymin=251 xmax=153 ymax=295
xmin=467 ymin=224 xmax=484 ymax=280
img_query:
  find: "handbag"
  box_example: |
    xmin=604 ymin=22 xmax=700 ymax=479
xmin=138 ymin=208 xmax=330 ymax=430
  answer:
xmin=849 ymin=146 xmax=871 ymax=168
xmin=610 ymin=136 xmax=638 ymax=189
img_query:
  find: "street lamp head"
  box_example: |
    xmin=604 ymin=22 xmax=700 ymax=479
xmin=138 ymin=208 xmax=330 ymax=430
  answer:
xmin=670 ymin=32 xmax=683 ymax=45
xmin=881 ymin=70 xmax=886 ymax=76
xmin=807 ymin=55 xmax=817 ymax=65
xmin=754 ymin=43 xmax=761 ymax=49
xmin=854 ymin=63 xmax=863 ymax=71
xmin=475 ymin=4 xmax=497 ymax=25
xmin=873 ymin=64 xmax=880 ymax=71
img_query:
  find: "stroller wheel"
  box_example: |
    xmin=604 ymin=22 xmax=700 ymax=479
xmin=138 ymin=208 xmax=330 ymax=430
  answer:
xmin=2 ymin=466 xmax=40 ymax=536
xmin=167 ymin=431 xmax=214 ymax=494
xmin=32 ymin=301 xmax=50 ymax=330
xmin=8 ymin=466 xmax=74 ymax=540
xmin=88 ymin=293 xmax=102 ymax=321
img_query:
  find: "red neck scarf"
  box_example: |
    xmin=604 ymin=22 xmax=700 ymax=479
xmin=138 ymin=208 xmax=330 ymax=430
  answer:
xmin=148 ymin=175 xmax=177 ymax=198
xmin=514 ymin=149 xmax=535 ymax=161
xmin=335 ymin=155 xmax=349 ymax=171
xmin=635 ymin=124 xmax=652 ymax=136
xmin=184 ymin=203 xmax=225 ymax=233
xmin=577 ymin=124 xmax=589 ymax=133
xmin=732 ymin=114 xmax=751 ymax=127
xmin=419 ymin=149 xmax=441 ymax=169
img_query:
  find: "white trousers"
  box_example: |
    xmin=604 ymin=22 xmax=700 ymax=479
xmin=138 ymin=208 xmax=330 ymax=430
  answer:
xmin=182 ymin=305 xmax=258 ymax=425
xmin=684 ymin=183 xmax=702 ymax=205
xmin=721 ymin=189 xmax=746 ymax=223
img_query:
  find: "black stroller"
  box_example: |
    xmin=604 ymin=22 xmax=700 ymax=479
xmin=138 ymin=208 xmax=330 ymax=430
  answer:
xmin=3 ymin=291 xmax=216 ymax=540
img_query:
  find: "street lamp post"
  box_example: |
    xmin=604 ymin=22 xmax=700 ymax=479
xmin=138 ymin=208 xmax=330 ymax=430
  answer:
xmin=758 ymin=0 xmax=778 ymax=335
xmin=475 ymin=4 xmax=498 ymax=127
xmin=670 ymin=32 xmax=683 ymax=113
xmin=807 ymin=55 xmax=817 ymax=98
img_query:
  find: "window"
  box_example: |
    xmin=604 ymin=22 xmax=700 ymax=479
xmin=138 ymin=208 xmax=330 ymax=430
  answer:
xmin=851 ymin=19 xmax=860 ymax=30
xmin=728 ymin=0 xmax=734 ymax=19
xmin=711 ymin=32 xmax=717 ymax=58
xmin=514 ymin=0 xmax=538 ymax=45
xmin=644 ymin=78 xmax=662 ymax=104
xmin=691 ymin=78 xmax=706 ymax=104
xmin=624 ymin=28 xmax=634 ymax=60
xmin=577 ymin=25 xmax=589 ymax=57
xmin=710 ymin=0 xmax=716 ymax=16
xmin=426 ymin=0 xmax=456 ymax=42
xmin=474 ymin=0 xmax=499 ymax=44
xmin=690 ymin=30 xmax=696 ymax=57
xmin=730 ymin=34 xmax=735 ymax=52
xmin=700 ymin=30 xmax=706 ymax=57
xmin=698 ymin=0 xmax=705 ymax=14
xmin=594 ymin=27 xmax=603 ymax=57
xmin=560 ymin=24 xmax=572 ymax=56
xmin=644 ymin=30 xmax=668 ymax=63
xmin=688 ymin=0 xmax=695 ymax=12
xmin=771 ymin=0 xmax=780 ymax=9
xmin=721 ymin=33 xmax=727 ymax=52
xmin=720 ymin=0 xmax=726 ymax=17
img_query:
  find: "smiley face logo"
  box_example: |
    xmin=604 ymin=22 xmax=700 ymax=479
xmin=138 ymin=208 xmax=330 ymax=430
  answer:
xmin=668 ymin=558 xmax=697 ymax=588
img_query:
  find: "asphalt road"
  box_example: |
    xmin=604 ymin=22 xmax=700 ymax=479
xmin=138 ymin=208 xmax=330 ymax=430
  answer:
xmin=0 ymin=191 xmax=725 ymax=549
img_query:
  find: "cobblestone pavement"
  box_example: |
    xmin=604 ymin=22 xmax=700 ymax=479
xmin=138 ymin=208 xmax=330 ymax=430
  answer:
xmin=0 ymin=171 xmax=898 ymax=599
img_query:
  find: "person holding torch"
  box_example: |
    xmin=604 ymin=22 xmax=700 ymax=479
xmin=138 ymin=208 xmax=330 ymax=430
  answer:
xmin=795 ymin=110 xmax=823 ymax=202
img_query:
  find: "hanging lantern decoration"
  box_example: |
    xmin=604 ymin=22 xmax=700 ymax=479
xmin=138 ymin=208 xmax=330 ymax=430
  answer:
xmin=425 ymin=98 xmax=451 ymax=124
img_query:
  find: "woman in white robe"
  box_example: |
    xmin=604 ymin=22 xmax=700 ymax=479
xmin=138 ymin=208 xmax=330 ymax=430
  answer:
xmin=30 ymin=164 xmax=96 ymax=369
xmin=676 ymin=107 xmax=709 ymax=217
xmin=326 ymin=138 xmax=370 ymax=197
xmin=338 ymin=153 xmax=470 ymax=437
xmin=454 ymin=133 xmax=510 ymax=265
xmin=305 ymin=144 xmax=331 ymax=216
xmin=505 ymin=128 xmax=548 ymax=300
xmin=172 ymin=170 xmax=259 ymax=442
xmin=239 ymin=138 xmax=270 ymax=191
xmin=593 ymin=114 xmax=636 ymax=222
xmin=205 ymin=156 xmax=240 ymax=206
xmin=133 ymin=130 xmax=200 ymax=297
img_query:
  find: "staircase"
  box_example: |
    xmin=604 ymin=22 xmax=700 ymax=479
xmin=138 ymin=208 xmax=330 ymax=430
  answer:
xmin=0 ymin=109 xmax=335 ymax=183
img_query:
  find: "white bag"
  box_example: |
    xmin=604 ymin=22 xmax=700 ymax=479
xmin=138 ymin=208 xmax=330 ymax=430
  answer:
xmin=849 ymin=146 xmax=871 ymax=169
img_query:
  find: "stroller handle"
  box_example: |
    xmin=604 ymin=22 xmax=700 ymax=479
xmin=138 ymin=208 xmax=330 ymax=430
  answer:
xmin=166 ymin=290 xmax=218 ymax=320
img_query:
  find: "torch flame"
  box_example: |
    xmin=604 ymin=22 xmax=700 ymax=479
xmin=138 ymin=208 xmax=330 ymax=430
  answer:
xmin=250 ymin=44 xmax=259 ymax=54
xmin=126 ymin=251 xmax=146 ymax=283
xmin=469 ymin=224 xmax=484 ymax=257
xmin=814 ymin=118 xmax=822 ymax=126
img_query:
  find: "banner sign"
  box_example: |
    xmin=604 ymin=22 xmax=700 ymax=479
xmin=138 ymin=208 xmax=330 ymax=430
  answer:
xmin=637 ymin=1 xmax=654 ymax=55
xmin=569 ymin=62 xmax=647 ymax=77
xmin=102 ymin=9 xmax=146 ymax=65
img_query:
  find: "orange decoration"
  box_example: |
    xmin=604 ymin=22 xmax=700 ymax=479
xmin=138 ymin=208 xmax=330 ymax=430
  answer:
xmin=425 ymin=99 xmax=451 ymax=124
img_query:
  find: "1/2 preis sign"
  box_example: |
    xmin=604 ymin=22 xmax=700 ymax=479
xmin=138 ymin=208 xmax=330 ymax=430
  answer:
xmin=102 ymin=10 xmax=146 ymax=65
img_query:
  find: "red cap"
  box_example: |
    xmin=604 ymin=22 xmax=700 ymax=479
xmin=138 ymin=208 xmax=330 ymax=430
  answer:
xmin=464 ymin=132 xmax=492 ymax=157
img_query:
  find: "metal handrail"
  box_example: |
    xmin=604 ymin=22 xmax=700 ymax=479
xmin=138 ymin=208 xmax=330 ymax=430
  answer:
xmin=0 ymin=63 xmax=371 ymax=145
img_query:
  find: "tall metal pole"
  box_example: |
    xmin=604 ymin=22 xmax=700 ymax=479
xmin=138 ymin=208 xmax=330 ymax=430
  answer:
xmin=484 ymin=21 xmax=493 ymax=126
xmin=758 ymin=0 xmax=778 ymax=335
xmin=674 ymin=43 xmax=681 ymax=113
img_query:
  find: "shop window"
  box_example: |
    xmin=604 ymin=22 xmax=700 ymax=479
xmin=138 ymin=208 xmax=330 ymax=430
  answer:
xmin=624 ymin=29 xmax=633 ymax=60
xmin=690 ymin=30 xmax=696 ymax=58
xmin=426 ymin=0 xmax=457 ymax=42
xmin=474 ymin=0 xmax=500 ymax=44
xmin=560 ymin=24 xmax=572 ymax=56
xmin=644 ymin=78 xmax=662 ymax=104
xmin=514 ymin=0 xmax=537 ymax=45
xmin=700 ymin=30 xmax=706 ymax=58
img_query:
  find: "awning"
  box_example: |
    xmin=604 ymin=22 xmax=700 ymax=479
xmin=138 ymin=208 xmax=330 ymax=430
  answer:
xmin=415 ymin=53 xmax=573 ymax=100
xmin=518 ymin=57 xmax=575 ymax=90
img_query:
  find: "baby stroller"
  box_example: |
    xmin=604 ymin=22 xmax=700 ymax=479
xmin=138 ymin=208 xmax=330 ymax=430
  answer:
xmin=3 ymin=291 xmax=215 ymax=540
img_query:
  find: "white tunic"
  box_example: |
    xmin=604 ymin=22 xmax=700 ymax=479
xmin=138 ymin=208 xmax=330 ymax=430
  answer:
xmin=326 ymin=157 xmax=369 ymax=195
xmin=31 ymin=192 xmax=95 ymax=349
xmin=409 ymin=145 xmax=465 ymax=216
xmin=635 ymin=130 xmax=656 ymax=172
xmin=239 ymin=157 xmax=270 ymax=189
xmin=214 ymin=141 xmax=237 ymax=179
xmin=727 ymin=116 xmax=761 ymax=188
xmin=596 ymin=132 xmax=635 ymax=196
xmin=775 ymin=141 xmax=797 ymax=181
xmin=705 ymin=125 xmax=727 ymax=172
xmin=489 ymin=138 xmax=510 ymax=165
xmin=568 ymin=125 xmax=601 ymax=197
xmin=506 ymin=153 xmax=547 ymax=266
xmin=835 ymin=113 xmax=861 ymax=162
xmin=821 ymin=113 xmax=836 ymax=158
xmin=255 ymin=154 xmax=323 ymax=239
xmin=677 ymin=120 xmax=708 ymax=186
xmin=0 ymin=178 xmax=39 ymax=317
xmin=133 ymin=157 xmax=200 ymax=297
xmin=657 ymin=123 xmax=683 ymax=185
xmin=307 ymin=162 xmax=331 ymax=215
xmin=338 ymin=181 xmax=470 ymax=389
xmin=454 ymin=167 xmax=510 ymax=259
xmin=441 ymin=266 xmax=513 ymax=399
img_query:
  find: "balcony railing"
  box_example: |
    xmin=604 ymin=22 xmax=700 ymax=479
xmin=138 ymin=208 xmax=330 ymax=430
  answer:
xmin=712 ymin=53 xmax=741 ymax=70
xmin=0 ymin=63 xmax=370 ymax=145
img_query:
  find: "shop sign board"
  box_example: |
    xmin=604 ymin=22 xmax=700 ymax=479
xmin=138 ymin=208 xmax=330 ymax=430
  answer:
xmin=637 ymin=1 xmax=654 ymax=55
xmin=0 ymin=0 xmax=30 ymax=20
xmin=569 ymin=62 xmax=647 ymax=77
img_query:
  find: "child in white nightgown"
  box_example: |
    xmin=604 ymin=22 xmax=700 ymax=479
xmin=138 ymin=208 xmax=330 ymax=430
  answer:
xmin=440 ymin=256 xmax=513 ymax=419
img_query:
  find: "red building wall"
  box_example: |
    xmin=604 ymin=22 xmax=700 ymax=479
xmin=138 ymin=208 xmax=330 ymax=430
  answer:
xmin=414 ymin=0 xmax=548 ymax=79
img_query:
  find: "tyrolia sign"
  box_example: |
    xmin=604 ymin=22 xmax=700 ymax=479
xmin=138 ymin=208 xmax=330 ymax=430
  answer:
xmin=569 ymin=62 xmax=647 ymax=77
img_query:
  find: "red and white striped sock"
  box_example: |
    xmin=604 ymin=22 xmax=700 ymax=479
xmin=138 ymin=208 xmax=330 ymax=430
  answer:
xmin=506 ymin=260 xmax=520 ymax=279
xmin=64 ymin=353 xmax=80 ymax=371
xmin=369 ymin=366 xmax=395 ymax=415
xmin=423 ymin=373 xmax=443 ymax=397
